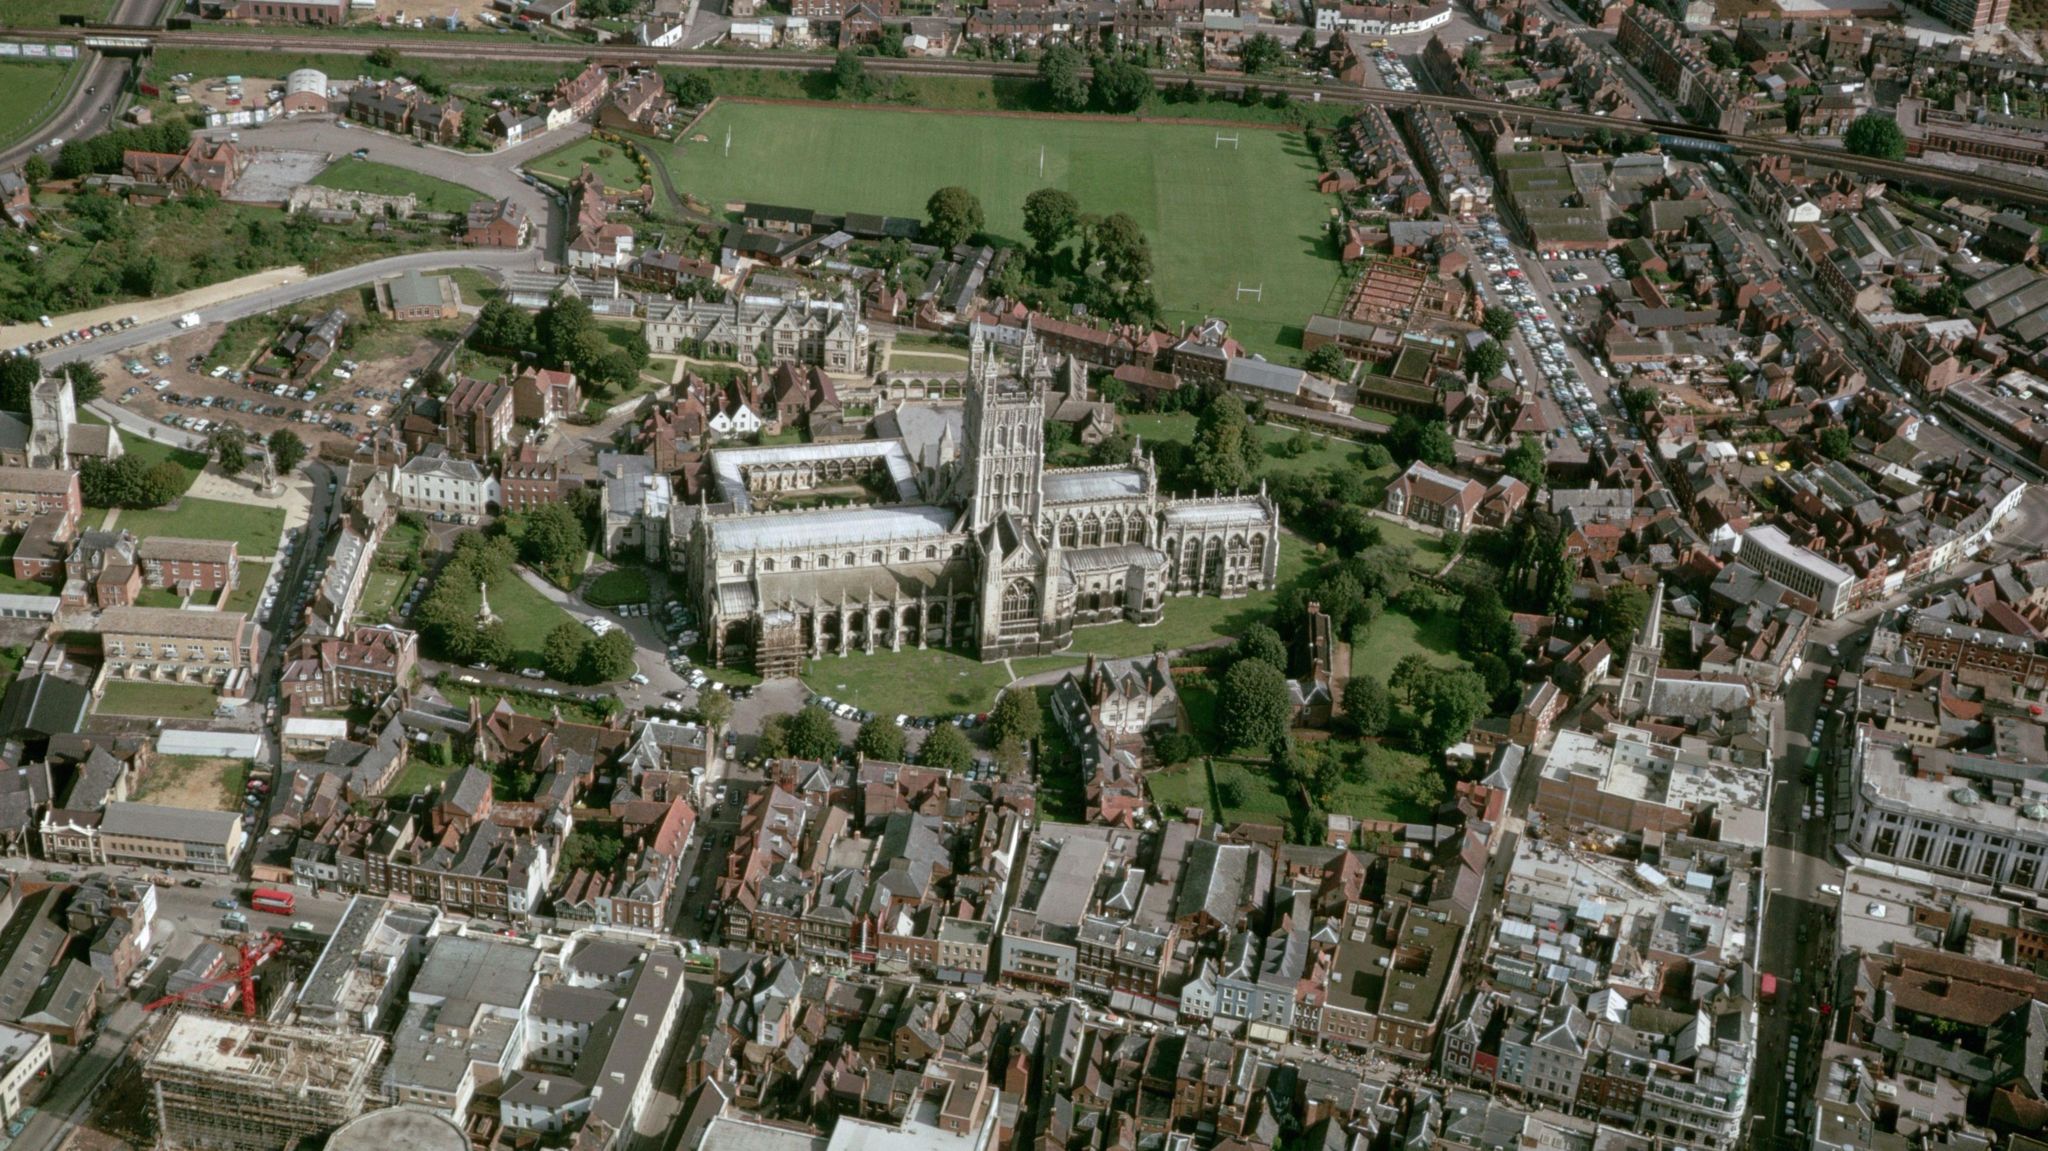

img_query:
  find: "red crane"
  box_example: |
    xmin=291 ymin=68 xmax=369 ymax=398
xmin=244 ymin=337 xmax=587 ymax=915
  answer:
xmin=144 ymin=933 xmax=285 ymax=1017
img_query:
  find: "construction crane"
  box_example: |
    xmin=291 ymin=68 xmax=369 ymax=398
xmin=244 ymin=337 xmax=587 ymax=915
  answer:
xmin=144 ymin=933 xmax=284 ymax=1017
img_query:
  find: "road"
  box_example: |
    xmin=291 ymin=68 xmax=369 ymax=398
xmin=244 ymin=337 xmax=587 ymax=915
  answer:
xmin=0 ymin=0 xmax=169 ymax=168
xmin=33 ymin=246 xmax=543 ymax=375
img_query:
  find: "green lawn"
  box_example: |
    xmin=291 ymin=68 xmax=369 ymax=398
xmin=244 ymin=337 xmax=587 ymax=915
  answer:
xmin=311 ymin=159 xmax=484 ymax=215
xmin=379 ymin=517 xmax=427 ymax=566
xmin=222 ymin=561 xmax=272 ymax=615
xmin=583 ymin=567 xmax=650 ymax=607
xmin=448 ymin=267 xmax=501 ymax=305
xmin=1325 ymin=742 xmax=1438 ymax=825
xmin=0 ymin=61 xmax=74 ymax=153
xmin=427 ymin=566 xmax=577 ymax=669
xmin=1146 ymin=761 xmax=1213 ymax=818
xmin=134 ymin=587 xmax=186 ymax=608
xmin=888 ymin=352 xmax=970 ymax=372
xmin=97 ymin=682 xmax=220 ymax=719
xmin=357 ymin=569 xmax=414 ymax=625
xmin=1355 ymin=609 xmax=1463 ymax=672
xmin=107 ymin=432 xmax=210 ymax=500
xmin=1212 ymin=758 xmax=1294 ymax=827
xmin=111 ymin=498 xmax=286 ymax=558
xmin=1124 ymin=413 xmax=1377 ymax=480
xmin=656 ymin=102 xmax=1340 ymax=358
xmin=384 ymin=756 xmax=462 ymax=799
xmin=526 ymin=136 xmax=648 ymax=195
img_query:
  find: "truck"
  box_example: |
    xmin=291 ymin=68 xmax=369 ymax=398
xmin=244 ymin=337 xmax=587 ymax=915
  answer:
xmin=1760 ymin=973 xmax=1778 ymax=1002
xmin=175 ymin=312 xmax=202 ymax=329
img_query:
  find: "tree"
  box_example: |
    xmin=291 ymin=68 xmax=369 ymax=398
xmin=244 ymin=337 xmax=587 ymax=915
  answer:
xmin=988 ymin=689 xmax=1043 ymax=747
xmin=756 ymin=714 xmax=790 ymax=759
xmin=1233 ymin=624 xmax=1289 ymax=674
xmin=1343 ymin=675 xmax=1392 ymax=737
xmin=471 ymin=620 xmax=512 ymax=669
xmin=1219 ymin=657 xmax=1292 ymax=752
xmin=1090 ymin=57 xmax=1152 ymax=113
xmin=1465 ymin=338 xmax=1508 ymax=384
xmin=536 ymin=291 xmax=595 ymax=369
xmin=21 ymin=155 xmax=49 ymax=190
xmin=1413 ymin=668 xmax=1489 ymax=758
xmin=1457 ymin=583 xmax=1518 ymax=665
xmin=1590 ymin=583 xmax=1651 ymax=649
xmin=696 ymin=690 xmax=731 ymax=743
xmin=917 ymin=721 xmax=974 ymax=773
xmin=924 ymin=186 xmax=984 ymax=251
xmin=994 ymin=735 xmax=1028 ymax=775
xmin=1295 ymin=28 xmax=1319 ymax=57
xmin=1390 ymin=653 xmax=1432 ymax=703
xmin=518 ymin=503 xmax=587 ymax=583
xmin=1022 ymin=187 xmax=1081 ymax=259
xmin=1154 ymin=731 xmax=1202 ymax=765
xmin=1037 ymin=44 xmax=1091 ymax=112
xmin=1304 ymin=344 xmax=1348 ymax=377
xmin=267 ymin=429 xmax=307 ymax=476
xmin=579 ymin=628 xmax=637 ymax=683
xmin=829 ymin=49 xmax=869 ymax=100
xmin=1481 ymin=308 xmax=1517 ymax=341
xmin=1844 ymin=114 xmax=1907 ymax=161
xmin=668 ymin=70 xmax=715 ymax=108
xmin=1090 ymin=212 xmax=1151 ymax=285
xmin=474 ymin=297 xmax=535 ymax=354
xmin=1241 ymin=33 xmax=1285 ymax=75
xmin=1461 ymin=41 xmax=1486 ymax=72
xmin=0 ymin=355 xmax=38 ymax=412
xmin=1386 ymin=413 xmax=1454 ymax=468
xmin=62 ymin=360 xmax=103 ymax=405
xmin=1818 ymin=425 xmax=1852 ymax=460
xmin=1501 ymin=435 xmax=1547 ymax=489
xmin=855 ymin=714 xmax=907 ymax=762
xmin=367 ymin=45 xmax=402 ymax=70
xmin=543 ymin=621 xmax=589 ymax=682
xmin=785 ymin=704 xmax=842 ymax=761
xmin=212 ymin=425 xmax=249 ymax=477
xmin=1193 ymin=392 xmax=1257 ymax=492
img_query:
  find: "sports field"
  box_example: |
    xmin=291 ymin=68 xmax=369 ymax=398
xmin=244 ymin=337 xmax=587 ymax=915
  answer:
xmin=0 ymin=62 xmax=75 ymax=153
xmin=658 ymin=103 xmax=1341 ymax=358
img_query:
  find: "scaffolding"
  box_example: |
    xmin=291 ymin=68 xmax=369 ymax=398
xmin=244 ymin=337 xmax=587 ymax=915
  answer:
xmin=141 ymin=1011 xmax=386 ymax=1151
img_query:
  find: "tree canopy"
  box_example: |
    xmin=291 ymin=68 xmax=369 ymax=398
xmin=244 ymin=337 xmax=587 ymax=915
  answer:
xmin=988 ymin=689 xmax=1043 ymax=747
xmin=1219 ymin=657 xmax=1292 ymax=752
xmin=1090 ymin=57 xmax=1151 ymax=113
xmin=1500 ymin=435 xmax=1547 ymax=490
xmin=916 ymin=721 xmax=974 ymax=772
xmin=1022 ymin=187 xmax=1081 ymax=259
xmin=1037 ymin=44 xmax=1090 ymax=112
xmin=1843 ymin=114 xmax=1907 ymax=160
xmin=785 ymin=704 xmax=843 ymax=761
xmin=924 ymin=186 xmax=984 ymax=251
xmin=855 ymin=715 xmax=907 ymax=762
xmin=267 ymin=428 xmax=307 ymax=476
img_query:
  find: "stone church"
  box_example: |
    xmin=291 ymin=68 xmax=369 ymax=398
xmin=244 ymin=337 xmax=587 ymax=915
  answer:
xmin=684 ymin=331 xmax=1280 ymax=676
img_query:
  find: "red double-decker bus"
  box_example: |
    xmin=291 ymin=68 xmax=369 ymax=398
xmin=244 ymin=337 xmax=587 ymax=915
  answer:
xmin=250 ymin=887 xmax=295 ymax=916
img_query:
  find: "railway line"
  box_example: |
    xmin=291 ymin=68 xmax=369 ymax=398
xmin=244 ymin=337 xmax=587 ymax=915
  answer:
xmin=11 ymin=22 xmax=2048 ymax=205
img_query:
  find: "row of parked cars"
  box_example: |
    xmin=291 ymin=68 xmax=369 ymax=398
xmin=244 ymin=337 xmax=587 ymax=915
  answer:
xmin=11 ymin=314 xmax=138 ymax=357
xmin=1476 ymin=217 xmax=1612 ymax=454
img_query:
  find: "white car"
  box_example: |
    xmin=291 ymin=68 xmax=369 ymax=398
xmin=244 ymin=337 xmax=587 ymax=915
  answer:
xmin=629 ymin=673 xmax=650 ymax=685
xmin=1818 ymin=883 xmax=1842 ymax=897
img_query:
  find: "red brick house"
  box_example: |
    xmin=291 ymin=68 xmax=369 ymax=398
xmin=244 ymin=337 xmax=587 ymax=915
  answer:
xmin=442 ymin=377 xmax=515 ymax=460
xmin=499 ymin=443 xmax=566 ymax=513
xmin=138 ymin=537 xmax=239 ymax=594
xmin=512 ymin=367 xmax=581 ymax=426
xmin=465 ymin=199 xmax=530 ymax=248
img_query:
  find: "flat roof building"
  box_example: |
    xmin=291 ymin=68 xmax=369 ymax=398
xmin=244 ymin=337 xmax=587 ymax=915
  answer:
xmin=141 ymin=1012 xmax=384 ymax=1151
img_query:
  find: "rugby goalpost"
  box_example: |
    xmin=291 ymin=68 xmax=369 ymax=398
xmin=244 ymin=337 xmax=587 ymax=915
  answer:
xmin=1235 ymin=282 xmax=1263 ymax=302
xmin=1215 ymin=132 xmax=1240 ymax=150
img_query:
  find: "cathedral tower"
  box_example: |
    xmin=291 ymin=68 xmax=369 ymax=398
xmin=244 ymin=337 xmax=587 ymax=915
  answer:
xmin=960 ymin=332 xmax=1047 ymax=533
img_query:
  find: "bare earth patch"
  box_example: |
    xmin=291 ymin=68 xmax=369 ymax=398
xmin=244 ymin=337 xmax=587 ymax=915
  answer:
xmin=132 ymin=755 xmax=244 ymax=812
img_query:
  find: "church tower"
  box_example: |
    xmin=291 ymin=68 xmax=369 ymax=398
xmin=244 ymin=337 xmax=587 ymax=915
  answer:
xmin=27 ymin=374 xmax=76 ymax=470
xmin=1617 ymin=579 xmax=1664 ymax=718
xmin=960 ymin=331 xmax=1047 ymax=533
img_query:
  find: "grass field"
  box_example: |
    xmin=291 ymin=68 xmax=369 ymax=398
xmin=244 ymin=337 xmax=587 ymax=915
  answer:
xmin=98 ymin=682 xmax=220 ymax=719
xmin=114 ymin=432 xmax=210 ymax=499
xmin=1123 ymin=413 xmax=1379 ymax=480
xmin=527 ymin=136 xmax=647 ymax=195
xmin=311 ymin=159 xmax=483 ymax=215
xmin=1356 ymin=609 xmax=1463 ymax=671
xmin=583 ymin=567 xmax=650 ymax=607
xmin=130 ymin=755 xmax=241 ymax=811
xmin=0 ymin=535 xmax=57 ymax=597
xmin=657 ymin=103 xmax=1339 ymax=358
xmin=111 ymin=498 xmax=286 ymax=558
xmin=888 ymin=352 xmax=970 ymax=372
xmin=223 ymin=562 xmax=272 ymax=615
xmin=0 ymin=62 xmax=74 ymax=153
xmin=134 ymin=587 xmax=185 ymax=608
xmin=448 ymin=268 xmax=500 ymax=304
xmin=357 ymin=569 xmax=415 ymax=625
xmin=2 ymin=1 xmax=113 ymax=28
xmin=385 ymin=755 xmax=462 ymax=798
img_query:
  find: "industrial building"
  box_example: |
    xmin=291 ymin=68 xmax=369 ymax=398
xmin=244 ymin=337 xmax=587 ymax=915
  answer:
xmin=141 ymin=1012 xmax=385 ymax=1151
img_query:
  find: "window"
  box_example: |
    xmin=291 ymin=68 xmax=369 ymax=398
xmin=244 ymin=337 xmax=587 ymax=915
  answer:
xmin=1001 ymin=579 xmax=1037 ymax=626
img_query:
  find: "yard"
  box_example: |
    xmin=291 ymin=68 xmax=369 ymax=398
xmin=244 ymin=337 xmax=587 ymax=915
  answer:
xmin=447 ymin=267 xmax=501 ymax=304
xmin=97 ymin=681 xmax=221 ymax=719
xmin=222 ymin=561 xmax=273 ymax=615
xmin=583 ymin=567 xmax=650 ymax=608
xmin=887 ymin=352 xmax=970 ymax=373
xmin=657 ymin=102 xmax=1340 ymax=358
xmin=0 ymin=536 xmax=57 ymax=597
xmin=356 ymin=569 xmax=416 ymax=626
xmin=0 ymin=61 xmax=75 ymax=153
xmin=130 ymin=755 xmax=243 ymax=812
xmin=109 ymin=498 xmax=286 ymax=558
xmin=384 ymin=756 xmax=462 ymax=799
xmin=526 ymin=135 xmax=649 ymax=195
xmin=1354 ymin=607 xmax=1463 ymax=672
xmin=1122 ymin=412 xmax=1380 ymax=481
xmin=310 ymin=158 xmax=483 ymax=215
xmin=426 ymin=565 xmax=578 ymax=669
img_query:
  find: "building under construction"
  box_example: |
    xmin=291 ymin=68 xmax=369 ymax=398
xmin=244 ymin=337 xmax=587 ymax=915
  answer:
xmin=141 ymin=1011 xmax=386 ymax=1151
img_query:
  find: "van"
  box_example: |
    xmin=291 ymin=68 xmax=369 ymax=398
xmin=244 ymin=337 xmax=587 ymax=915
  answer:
xmin=222 ymin=912 xmax=248 ymax=930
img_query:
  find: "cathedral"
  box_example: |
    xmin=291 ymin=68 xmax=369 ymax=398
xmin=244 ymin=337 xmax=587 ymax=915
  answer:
xmin=684 ymin=332 xmax=1281 ymax=676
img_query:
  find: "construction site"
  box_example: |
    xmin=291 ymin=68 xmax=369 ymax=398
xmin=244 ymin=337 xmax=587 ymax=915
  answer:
xmin=140 ymin=1013 xmax=385 ymax=1151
